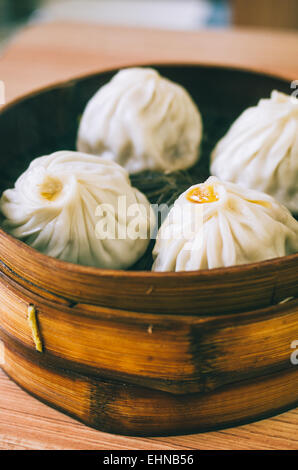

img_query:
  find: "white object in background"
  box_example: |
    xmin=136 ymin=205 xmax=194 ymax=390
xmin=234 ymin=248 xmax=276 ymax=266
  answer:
xmin=77 ymin=67 xmax=203 ymax=173
xmin=211 ymin=91 xmax=298 ymax=214
xmin=0 ymin=81 xmax=5 ymax=105
xmin=32 ymin=0 xmax=212 ymax=30
xmin=152 ymin=176 xmax=298 ymax=272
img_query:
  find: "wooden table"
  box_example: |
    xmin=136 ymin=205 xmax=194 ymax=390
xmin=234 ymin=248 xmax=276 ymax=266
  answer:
xmin=0 ymin=22 xmax=297 ymax=450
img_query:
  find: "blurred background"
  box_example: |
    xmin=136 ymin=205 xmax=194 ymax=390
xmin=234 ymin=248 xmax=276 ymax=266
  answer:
xmin=0 ymin=0 xmax=298 ymax=49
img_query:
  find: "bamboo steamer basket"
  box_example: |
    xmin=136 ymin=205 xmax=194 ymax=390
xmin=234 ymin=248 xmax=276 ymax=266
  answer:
xmin=0 ymin=65 xmax=297 ymax=436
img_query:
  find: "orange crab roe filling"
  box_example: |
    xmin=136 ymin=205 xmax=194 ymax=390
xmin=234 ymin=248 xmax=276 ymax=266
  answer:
xmin=40 ymin=176 xmax=63 ymax=201
xmin=186 ymin=185 xmax=219 ymax=204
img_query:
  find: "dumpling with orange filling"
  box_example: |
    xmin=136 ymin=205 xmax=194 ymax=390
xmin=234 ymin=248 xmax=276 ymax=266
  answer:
xmin=152 ymin=176 xmax=298 ymax=271
xmin=0 ymin=151 xmax=155 ymax=269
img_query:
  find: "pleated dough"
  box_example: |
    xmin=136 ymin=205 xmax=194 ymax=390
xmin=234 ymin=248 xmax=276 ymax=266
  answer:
xmin=152 ymin=176 xmax=298 ymax=271
xmin=211 ymin=91 xmax=298 ymax=214
xmin=77 ymin=67 xmax=202 ymax=173
xmin=0 ymin=151 xmax=155 ymax=269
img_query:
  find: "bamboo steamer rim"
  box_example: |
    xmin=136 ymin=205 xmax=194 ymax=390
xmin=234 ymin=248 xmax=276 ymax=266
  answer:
xmin=0 ymin=62 xmax=297 ymax=281
xmin=0 ymin=220 xmax=297 ymax=280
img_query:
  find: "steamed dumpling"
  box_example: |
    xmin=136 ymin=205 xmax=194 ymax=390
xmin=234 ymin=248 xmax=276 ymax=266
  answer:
xmin=211 ymin=91 xmax=298 ymax=213
xmin=152 ymin=176 xmax=298 ymax=271
xmin=0 ymin=151 xmax=155 ymax=269
xmin=77 ymin=67 xmax=202 ymax=173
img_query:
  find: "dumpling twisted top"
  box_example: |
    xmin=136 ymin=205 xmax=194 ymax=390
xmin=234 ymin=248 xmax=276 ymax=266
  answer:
xmin=77 ymin=67 xmax=202 ymax=173
xmin=211 ymin=90 xmax=298 ymax=213
xmin=0 ymin=151 xmax=155 ymax=269
xmin=152 ymin=176 xmax=298 ymax=271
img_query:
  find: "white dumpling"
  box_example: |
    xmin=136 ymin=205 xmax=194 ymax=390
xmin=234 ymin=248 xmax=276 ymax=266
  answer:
xmin=77 ymin=67 xmax=202 ymax=173
xmin=152 ymin=176 xmax=298 ymax=272
xmin=211 ymin=90 xmax=298 ymax=214
xmin=0 ymin=151 xmax=155 ymax=269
